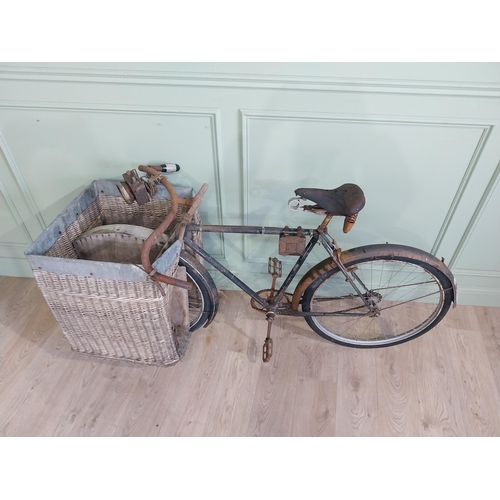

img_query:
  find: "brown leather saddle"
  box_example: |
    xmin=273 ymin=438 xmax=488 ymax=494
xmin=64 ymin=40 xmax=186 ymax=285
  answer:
xmin=294 ymin=183 xmax=365 ymax=216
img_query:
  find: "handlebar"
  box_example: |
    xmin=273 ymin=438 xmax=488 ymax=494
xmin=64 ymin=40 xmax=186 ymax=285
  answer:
xmin=137 ymin=164 xmax=192 ymax=291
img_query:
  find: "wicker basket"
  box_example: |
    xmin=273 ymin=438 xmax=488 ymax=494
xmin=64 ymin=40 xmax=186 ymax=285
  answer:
xmin=25 ymin=179 xmax=202 ymax=366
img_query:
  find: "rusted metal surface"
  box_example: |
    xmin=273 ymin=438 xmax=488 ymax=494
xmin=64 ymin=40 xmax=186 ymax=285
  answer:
xmin=262 ymin=311 xmax=275 ymax=362
xmin=116 ymin=181 xmax=135 ymax=204
xmin=250 ymin=289 xmax=292 ymax=312
xmin=317 ymin=213 xmax=333 ymax=233
xmin=268 ymin=257 xmax=282 ymax=280
xmin=187 ymin=224 xmax=315 ymax=236
xmin=117 ymin=165 xmax=192 ymax=206
xmin=121 ymin=169 xmax=151 ymax=205
xmin=133 ymin=165 xmax=191 ymax=290
xmin=343 ymin=213 xmax=358 ymax=233
xmin=279 ymin=226 xmax=306 ymax=256
xmin=290 ymin=243 xmax=458 ymax=310
xmin=170 ymin=183 xmax=208 ymax=246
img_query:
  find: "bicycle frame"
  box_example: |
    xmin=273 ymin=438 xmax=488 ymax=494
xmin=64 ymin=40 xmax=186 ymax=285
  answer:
xmin=184 ymin=224 xmax=373 ymax=317
xmin=118 ymin=168 xmax=375 ymax=318
xmin=113 ymin=167 xmax=457 ymax=362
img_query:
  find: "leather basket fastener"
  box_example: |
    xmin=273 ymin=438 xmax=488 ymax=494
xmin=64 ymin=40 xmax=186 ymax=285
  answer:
xmin=279 ymin=226 xmax=306 ymax=256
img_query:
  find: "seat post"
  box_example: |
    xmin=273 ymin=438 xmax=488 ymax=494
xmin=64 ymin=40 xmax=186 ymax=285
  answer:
xmin=317 ymin=213 xmax=333 ymax=232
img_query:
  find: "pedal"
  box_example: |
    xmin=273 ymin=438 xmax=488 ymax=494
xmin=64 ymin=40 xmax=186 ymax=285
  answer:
xmin=263 ymin=338 xmax=273 ymax=362
xmin=268 ymin=257 xmax=282 ymax=277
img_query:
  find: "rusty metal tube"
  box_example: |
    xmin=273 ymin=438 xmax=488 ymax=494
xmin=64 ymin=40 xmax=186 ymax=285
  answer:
xmin=137 ymin=164 xmax=191 ymax=290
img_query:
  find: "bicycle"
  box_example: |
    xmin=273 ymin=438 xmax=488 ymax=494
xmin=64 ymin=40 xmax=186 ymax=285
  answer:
xmin=119 ymin=164 xmax=458 ymax=362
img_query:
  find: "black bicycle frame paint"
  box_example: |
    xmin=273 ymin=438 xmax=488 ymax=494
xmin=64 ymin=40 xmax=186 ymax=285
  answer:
xmin=182 ymin=225 xmax=369 ymax=317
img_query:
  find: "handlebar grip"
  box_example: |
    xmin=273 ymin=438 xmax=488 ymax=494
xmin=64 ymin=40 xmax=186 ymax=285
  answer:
xmin=142 ymin=164 xmax=180 ymax=173
xmin=160 ymin=163 xmax=180 ymax=173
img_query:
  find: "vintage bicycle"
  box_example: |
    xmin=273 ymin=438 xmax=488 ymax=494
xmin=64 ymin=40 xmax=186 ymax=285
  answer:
xmin=115 ymin=164 xmax=458 ymax=362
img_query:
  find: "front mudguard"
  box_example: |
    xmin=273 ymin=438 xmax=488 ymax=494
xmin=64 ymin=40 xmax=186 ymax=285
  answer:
xmin=291 ymin=243 xmax=457 ymax=311
xmin=180 ymin=251 xmax=219 ymax=328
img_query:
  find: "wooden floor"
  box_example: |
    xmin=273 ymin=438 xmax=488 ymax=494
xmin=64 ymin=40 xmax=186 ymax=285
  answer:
xmin=1 ymin=275 xmax=500 ymax=437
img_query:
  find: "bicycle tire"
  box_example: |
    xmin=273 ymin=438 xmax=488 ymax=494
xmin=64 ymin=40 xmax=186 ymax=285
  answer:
xmin=301 ymin=245 xmax=454 ymax=348
xmin=179 ymin=251 xmax=219 ymax=331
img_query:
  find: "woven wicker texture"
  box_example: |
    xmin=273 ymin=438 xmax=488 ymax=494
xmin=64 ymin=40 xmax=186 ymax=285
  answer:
xmin=35 ymin=270 xmax=180 ymax=365
xmin=46 ymin=194 xmax=203 ymax=260
xmin=35 ymin=188 xmax=201 ymax=366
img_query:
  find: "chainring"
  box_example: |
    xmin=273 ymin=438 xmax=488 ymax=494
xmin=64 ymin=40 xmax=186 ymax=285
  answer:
xmin=250 ymin=289 xmax=293 ymax=313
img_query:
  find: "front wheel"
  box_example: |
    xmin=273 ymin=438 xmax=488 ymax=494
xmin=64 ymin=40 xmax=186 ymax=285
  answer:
xmin=301 ymin=245 xmax=454 ymax=348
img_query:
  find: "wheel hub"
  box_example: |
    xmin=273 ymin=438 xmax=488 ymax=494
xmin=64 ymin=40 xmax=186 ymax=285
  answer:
xmin=364 ymin=290 xmax=382 ymax=306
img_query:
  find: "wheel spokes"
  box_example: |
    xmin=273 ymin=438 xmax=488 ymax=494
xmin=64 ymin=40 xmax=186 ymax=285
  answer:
xmin=309 ymin=259 xmax=445 ymax=345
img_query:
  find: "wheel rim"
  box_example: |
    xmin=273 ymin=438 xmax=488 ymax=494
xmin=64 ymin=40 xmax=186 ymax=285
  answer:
xmin=308 ymin=259 xmax=445 ymax=346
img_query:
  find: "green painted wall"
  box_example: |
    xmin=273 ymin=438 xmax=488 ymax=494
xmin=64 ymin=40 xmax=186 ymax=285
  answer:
xmin=1 ymin=63 xmax=499 ymax=306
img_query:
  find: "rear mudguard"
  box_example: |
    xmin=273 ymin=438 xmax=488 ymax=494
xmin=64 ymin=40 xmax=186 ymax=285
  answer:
xmin=291 ymin=243 xmax=457 ymax=311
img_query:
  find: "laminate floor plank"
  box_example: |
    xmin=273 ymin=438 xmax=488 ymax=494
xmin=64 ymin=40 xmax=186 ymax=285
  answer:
xmin=0 ymin=332 xmax=76 ymax=436
xmin=113 ymin=363 xmax=182 ymax=437
xmin=0 ymin=278 xmax=47 ymax=354
xmin=0 ymin=277 xmax=38 ymax=321
xmin=27 ymin=355 xmax=110 ymax=437
xmin=412 ymin=327 xmax=468 ymax=436
xmin=202 ymin=293 xmax=262 ymax=437
xmin=0 ymin=301 xmax=59 ymax=395
xmin=245 ymin=316 xmax=301 ymax=437
xmin=157 ymin=292 xmax=242 ymax=436
xmin=49 ymin=355 xmax=150 ymax=437
xmin=376 ymin=342 xmax=422 ymax=437
xmin=291 ymin=377 xmax=338 ymax=436
xmin=289 ymin=320 xmax=338 ymax=383
xmin=474 ymin=306 xmax=500 ymax=401
xmin=2 ymin=277 xmax=500 ymax=437
xmin=288 ymin=325 xmax=339 ymax=436
xmin=202 ymin=351 xmax=260 ymax=436
xmin=442 ymin=325 xmax=500 ymax=436
xmin=335 ymin=348 xmax=379 ymax=436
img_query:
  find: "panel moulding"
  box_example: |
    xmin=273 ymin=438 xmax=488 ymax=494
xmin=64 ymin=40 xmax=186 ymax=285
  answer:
xmin=1 ymin=64 xmax=500 ymax=97
xmin=0 ymin=134 xmax=46 ymax=237
xmin=448 ymin=160 xmax=500 ymax=269
xmin=0 ymin=102 xmax=226 ymax=259
xmin=453 ymin=269 xmax=500 ymax=278
xmin=240 ymin=109 xmax=494 ymax=264
xmin=0 ymin=178 xmax=34 ymax=245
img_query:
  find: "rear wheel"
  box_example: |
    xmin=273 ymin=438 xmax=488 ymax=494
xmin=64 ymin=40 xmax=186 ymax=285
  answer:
xmin=302 ymin=248 xmax=453 ymax=347
xmin=178 ymin=252 xmax=218 ymax=331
